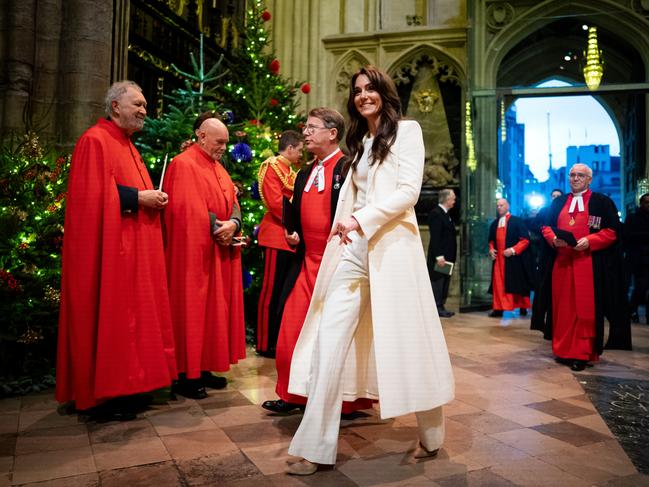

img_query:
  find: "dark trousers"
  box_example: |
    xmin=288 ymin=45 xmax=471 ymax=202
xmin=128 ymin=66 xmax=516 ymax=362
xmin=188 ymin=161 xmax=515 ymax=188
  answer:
xmin=630 ymin=275 xmax=649 ymax=313
xmin=431 ymin=274 xmax=450 ymax=310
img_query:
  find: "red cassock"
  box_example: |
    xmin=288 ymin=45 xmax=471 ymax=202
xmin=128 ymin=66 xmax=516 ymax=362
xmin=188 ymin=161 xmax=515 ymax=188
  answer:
xmin=542 ymin=190 xmax=616 ymax=361
xmin=489 ymin=215 xmax=531 ymax=310
xmin=56 ymin=119 xmax=177 ymax=410
xmin=256 ymin=155 xmax=296 ymax=352
xmin=162 ymin=143 xmax=246 ymax=378
xmin=275 ymin=152 xmax=373 ymax=413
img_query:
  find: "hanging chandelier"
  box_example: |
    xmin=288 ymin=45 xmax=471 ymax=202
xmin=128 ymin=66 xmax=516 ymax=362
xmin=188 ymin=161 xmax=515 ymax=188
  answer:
xmin=583 ymin=26 xmax=604 ymax=90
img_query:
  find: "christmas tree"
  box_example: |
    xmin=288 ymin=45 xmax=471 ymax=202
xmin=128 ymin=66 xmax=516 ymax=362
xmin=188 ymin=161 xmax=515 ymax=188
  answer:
xmin=137 ymin=0 xmax=308 ymax=339
xmin=0 ymin=134 xmax=68 ymax=393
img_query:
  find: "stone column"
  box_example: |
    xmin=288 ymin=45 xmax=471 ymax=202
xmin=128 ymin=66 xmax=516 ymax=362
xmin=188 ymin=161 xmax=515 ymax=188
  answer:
xmin=1 ymin=1 xmax=37 ymax=138
xmin=58 ymin=0 xmax=114 ymax=147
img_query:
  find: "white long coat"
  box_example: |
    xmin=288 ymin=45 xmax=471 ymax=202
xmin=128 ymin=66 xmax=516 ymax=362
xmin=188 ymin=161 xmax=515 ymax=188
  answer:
xmin=288 ymin=120 xmax=455 ymax=419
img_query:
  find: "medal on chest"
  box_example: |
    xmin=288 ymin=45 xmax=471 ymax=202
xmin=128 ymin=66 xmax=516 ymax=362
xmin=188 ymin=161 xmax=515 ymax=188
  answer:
xmin=568 ymin=216 xmax=575 ymax=226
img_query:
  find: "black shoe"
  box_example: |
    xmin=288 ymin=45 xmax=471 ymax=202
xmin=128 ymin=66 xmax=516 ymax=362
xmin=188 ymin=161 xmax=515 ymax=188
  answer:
xmin=82 ymin=400 xmax=138 ymax=423
xmin=438 ymin=309 xmax=455 ymax=318
xmin=555 ymin=357 xmax=573 ymax=366
xmin=570 ymin=360 xmax=587 ymax=372
xmin=488 ymin=310 xmax=503 ymax=318
xmin=172 ymin=379 xmax=208 ymax=400
xmin=261 ymin=399 xmax=302 ymax=414
xmin=631 ymin=312 xmax=640 ymax=324
xmin=519 ymin=308 xmax=528 ymax=317
xmin=201 ymin=372 xmax=227 ymax=390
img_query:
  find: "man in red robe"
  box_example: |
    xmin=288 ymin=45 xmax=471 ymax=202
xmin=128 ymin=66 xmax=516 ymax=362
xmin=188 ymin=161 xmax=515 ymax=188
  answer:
xmin=262 ymin=107 xmax=373 ymax=416
xmin=534 ymin=163 xmax=631 ymax=371
xmin=256 ymin=130 xmax=302 ymax=357
xmin=163 ymin=116 xmax=246 ymax=399
xmin=56 ymin=81 xmax=177 ymax=421
xmin=488 ymin=198 xmax=533 ymax=318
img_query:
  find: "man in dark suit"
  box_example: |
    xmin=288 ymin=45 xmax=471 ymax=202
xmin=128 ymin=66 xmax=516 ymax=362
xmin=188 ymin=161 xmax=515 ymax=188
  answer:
xmin=427 ymin=188 xmax=457 ymax=318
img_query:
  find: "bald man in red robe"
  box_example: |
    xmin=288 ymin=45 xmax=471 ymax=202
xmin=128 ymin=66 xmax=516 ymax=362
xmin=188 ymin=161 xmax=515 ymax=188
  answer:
xmin=536 ymin=163 xmax=631 ymax=371
xmin=488 ymin=198 xmax=532 ymax=318
xmin=56 ymin=81 xmax=177 ymax=420
xmin=163 ymin=116 xmax=246 ymax=399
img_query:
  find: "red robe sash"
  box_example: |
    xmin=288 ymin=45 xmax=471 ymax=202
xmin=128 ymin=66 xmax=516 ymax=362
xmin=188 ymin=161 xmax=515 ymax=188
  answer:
xmin=56 ymin=119 xmax=177 ymax=410
xmin=162 ymin=143 xmax=246 ymax=378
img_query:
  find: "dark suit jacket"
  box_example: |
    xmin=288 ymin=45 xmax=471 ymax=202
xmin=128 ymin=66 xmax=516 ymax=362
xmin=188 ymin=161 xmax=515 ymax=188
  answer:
xmin=427 ymin=205 xmax=456 ymax=277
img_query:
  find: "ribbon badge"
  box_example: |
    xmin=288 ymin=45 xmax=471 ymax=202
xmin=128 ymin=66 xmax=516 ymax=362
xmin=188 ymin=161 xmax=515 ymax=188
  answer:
xmin=333 ymin=174 xmax=341 ymax=190
xmin=587 ymin=215 xmax=602 ymax=229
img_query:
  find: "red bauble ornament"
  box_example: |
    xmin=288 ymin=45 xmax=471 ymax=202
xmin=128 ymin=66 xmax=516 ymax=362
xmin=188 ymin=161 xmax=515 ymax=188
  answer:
xmin=268 ymin=59 xmax=280 ymax=74
xmin=250 ymin=119 xmax=259 ymax=125
xmin=300 ymin=83 xmax=311 ymax=94
xmin=261 ymin=10 xmax=271 ymax=21
xmin=270 ymin=98 xmax=279 ymax=106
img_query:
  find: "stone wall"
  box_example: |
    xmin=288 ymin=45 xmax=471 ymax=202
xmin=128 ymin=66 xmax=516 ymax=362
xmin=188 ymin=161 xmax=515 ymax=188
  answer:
xmin=0 ymin=0 xmax=115 ymax=147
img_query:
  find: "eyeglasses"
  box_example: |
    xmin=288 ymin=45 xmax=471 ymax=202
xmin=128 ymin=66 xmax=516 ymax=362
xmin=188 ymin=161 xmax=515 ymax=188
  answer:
xmin=302 ymin=124 xmax=330 ymax=134
xmin=569 ymin=172 xmax=591 ymax=179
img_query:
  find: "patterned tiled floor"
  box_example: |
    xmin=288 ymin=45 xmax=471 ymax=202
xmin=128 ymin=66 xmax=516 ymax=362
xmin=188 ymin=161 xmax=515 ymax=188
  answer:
xmin=1 ymin=312 xmax=648 ymax=486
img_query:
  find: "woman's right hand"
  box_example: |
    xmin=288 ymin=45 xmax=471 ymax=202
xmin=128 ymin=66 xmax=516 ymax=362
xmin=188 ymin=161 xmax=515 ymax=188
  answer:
xmin=328 ymin=217 xmax=360 ymax=245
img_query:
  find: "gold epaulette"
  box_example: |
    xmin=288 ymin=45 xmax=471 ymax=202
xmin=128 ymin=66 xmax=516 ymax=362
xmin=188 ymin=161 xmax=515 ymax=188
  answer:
xmin=257 ymin=156 xmax=296 ymax=208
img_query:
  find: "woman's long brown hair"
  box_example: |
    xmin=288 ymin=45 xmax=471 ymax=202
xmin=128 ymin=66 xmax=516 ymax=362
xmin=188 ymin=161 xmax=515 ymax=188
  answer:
xmin=345 ymin=65 xmax=402 ymax=167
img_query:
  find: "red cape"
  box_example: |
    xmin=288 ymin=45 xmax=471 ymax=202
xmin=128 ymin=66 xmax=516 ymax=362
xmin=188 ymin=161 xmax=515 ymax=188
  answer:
xmin=163 ymin=143 xmax=246 ymax=378
xmin=56 ymin=119 xmax=177 ymax=410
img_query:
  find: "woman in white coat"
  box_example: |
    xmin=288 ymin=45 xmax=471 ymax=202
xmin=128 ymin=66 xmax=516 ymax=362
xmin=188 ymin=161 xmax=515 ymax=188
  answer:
xmin=286 ymin=66 xmax=455 ymax=475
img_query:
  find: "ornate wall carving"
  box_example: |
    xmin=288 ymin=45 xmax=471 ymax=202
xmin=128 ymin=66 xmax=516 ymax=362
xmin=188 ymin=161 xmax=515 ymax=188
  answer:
xmin=486 ymin=2 xmax=515 ymax=31
xmin=390 ymin=52 xmax=462 ymax=189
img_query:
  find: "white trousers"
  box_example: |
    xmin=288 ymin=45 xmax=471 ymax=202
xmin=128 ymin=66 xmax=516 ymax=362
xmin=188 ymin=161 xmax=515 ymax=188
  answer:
xmin=287 ymin=233 xmax=445 ymax=464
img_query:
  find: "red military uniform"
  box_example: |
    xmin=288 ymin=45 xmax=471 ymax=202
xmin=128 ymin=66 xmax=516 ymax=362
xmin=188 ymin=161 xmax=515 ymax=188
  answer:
xmin=57 ymin=118 xmax=177 ymax=410
xmin=256 ymin=155 xmax=296 ymax=353
xmin=275 ymin=149 xmax=373 ymax=413
xmin=489 ymin=214 xmax=531 ymax=310
xmin=162 ymin=143 xmax=246 ymax=378
xmin=541 ymin=190 xmax=616 ymax=361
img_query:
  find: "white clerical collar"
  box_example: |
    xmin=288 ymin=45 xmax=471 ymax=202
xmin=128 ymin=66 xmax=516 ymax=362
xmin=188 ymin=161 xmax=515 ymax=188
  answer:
xmin=569 ymin=189 xmax=587 ymax=213
xmin=498 ymin=212 xmax=509 ymax=227
xmin=439 ymin=203 xmax=449 ymax=213
xmin=318 ymin=148 xmax=341 ymax=165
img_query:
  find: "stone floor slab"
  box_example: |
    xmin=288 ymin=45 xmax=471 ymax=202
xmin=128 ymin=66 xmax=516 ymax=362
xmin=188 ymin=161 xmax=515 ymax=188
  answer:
xmin=98 ymin=460 xmax=183 ymax=487
xmin=11 ymin=446 xmax=95 ymax=485
xmin=91 ymin=436 xmax=170 ymax=471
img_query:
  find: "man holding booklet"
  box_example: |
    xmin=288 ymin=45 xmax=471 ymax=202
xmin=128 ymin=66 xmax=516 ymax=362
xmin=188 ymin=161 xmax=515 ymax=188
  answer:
xmin=532 ymin=163 xmax=631 ymax=371
xmin=162 ymin=114 xmax=246 ymax=399
xmin=427 ymin=188 xmax=457 ymax=318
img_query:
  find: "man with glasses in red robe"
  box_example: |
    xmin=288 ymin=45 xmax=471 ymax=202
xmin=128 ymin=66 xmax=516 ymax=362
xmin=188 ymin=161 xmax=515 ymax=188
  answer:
xmin=533 ymin=163 xmax=631 ymax=370
xmin=262 ymin=107 xmax=372 ymax=416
